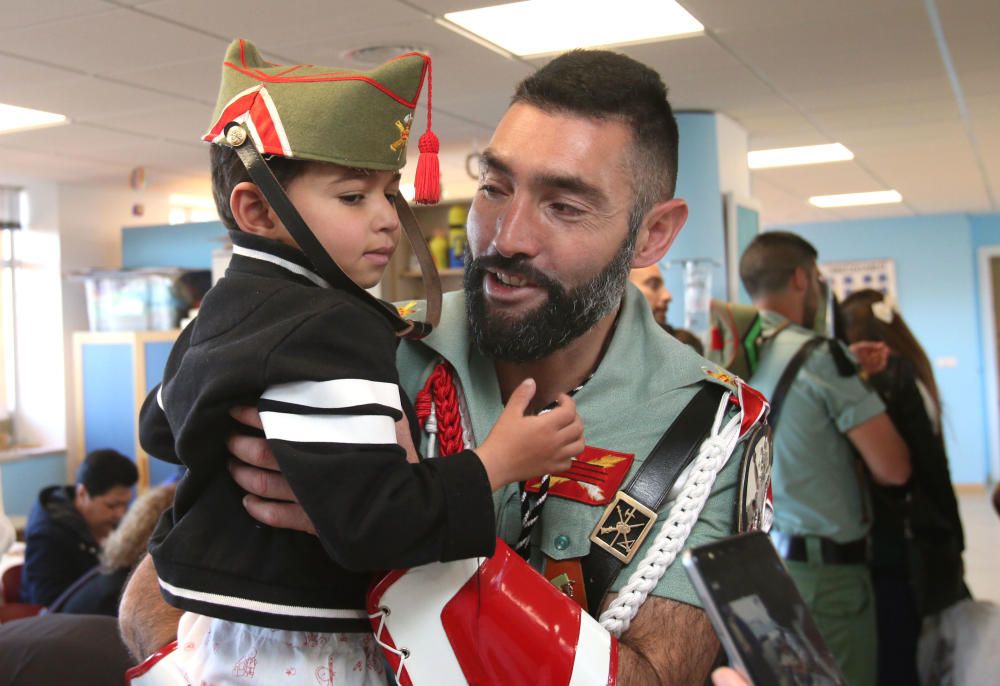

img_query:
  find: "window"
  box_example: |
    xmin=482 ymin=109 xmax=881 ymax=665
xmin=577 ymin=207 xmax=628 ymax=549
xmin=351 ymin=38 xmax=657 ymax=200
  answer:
xmin=0 ymin=187 xmax=22 ymax=449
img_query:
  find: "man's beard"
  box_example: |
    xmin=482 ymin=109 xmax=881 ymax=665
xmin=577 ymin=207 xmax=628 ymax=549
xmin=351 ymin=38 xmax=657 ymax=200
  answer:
xmin=464 ymin=233 xmax=636 ymax=363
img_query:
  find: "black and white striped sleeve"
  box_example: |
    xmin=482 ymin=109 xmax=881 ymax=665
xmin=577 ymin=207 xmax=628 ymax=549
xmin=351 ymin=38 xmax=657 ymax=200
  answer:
xmin=259 ymin=301 xmax=496 ymax=572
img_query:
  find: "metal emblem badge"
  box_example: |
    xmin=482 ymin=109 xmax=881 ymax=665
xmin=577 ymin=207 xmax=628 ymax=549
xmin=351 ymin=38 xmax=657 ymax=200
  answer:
xmin=226 ymin=125 xmax=247 ymax=147
xmin=590 ymin=491 xmax=658 ymax=564
xmin=735 ymin=423 xmax=773 ymax=533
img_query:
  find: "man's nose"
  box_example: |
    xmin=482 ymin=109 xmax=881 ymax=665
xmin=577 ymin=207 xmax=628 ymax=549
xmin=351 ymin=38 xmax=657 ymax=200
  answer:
xmin=493 ymin=194 xmax=539 ymax=258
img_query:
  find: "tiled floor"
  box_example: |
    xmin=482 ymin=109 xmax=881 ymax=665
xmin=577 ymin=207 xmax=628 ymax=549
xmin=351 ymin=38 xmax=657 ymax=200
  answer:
xmin=959 ymin=489 xmax=1000 ymax=605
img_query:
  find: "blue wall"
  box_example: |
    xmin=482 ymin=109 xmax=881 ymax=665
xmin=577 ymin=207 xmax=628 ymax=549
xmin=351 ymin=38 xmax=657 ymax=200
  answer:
xmin=781 ymin=213 xmax=1000 ymax=484
xmin=663 ymin=113 xmax=726 ymax=327
xmin=122 ymin=221 xmax=227 ymax=269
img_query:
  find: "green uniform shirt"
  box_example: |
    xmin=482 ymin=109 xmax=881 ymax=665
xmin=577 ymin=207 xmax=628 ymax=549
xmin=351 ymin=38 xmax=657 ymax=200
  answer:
xmin=397 ymin=286 xmax=745 ymax=608
xmin=750 ymin=310 xmax=885 ymax=543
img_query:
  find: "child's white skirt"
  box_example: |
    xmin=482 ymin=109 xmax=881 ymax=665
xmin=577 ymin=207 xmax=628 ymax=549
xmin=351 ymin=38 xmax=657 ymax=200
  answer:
xmin=176 ymin=612 xmax=388 ymax=686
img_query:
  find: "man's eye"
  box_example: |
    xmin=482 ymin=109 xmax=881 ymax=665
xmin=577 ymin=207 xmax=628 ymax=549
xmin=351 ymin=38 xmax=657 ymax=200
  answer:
xmin=550 ymin=202 xmax=583 ymax=216
xmin=478 ymin=184 xmax=505 ymax=198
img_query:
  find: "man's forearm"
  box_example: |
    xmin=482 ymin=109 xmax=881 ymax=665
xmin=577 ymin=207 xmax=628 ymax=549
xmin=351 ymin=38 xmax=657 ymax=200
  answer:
xmin=609 ymin=594 xmax=720 ymax=686
xmin=118 ymin=555 xmax=183 ymax=661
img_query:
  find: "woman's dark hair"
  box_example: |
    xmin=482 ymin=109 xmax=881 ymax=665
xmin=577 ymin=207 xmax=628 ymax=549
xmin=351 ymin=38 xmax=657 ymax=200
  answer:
xmin=840 ymin=289 xmax=940 ymax=417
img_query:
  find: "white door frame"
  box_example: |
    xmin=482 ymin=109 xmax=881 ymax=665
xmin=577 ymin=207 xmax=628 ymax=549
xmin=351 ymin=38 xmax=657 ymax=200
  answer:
xmin=977 ymin=246 xmax=1000 ymax=481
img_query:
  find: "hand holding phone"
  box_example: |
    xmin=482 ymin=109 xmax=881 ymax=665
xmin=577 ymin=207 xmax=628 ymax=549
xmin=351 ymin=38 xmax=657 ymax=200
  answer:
xmin=683 ymin=532 xmax=847 ymax=686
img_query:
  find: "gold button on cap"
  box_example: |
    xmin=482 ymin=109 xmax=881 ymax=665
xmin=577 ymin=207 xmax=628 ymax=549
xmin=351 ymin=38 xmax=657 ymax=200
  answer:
xmin=226 ymin=126 xmax=247 ymax=146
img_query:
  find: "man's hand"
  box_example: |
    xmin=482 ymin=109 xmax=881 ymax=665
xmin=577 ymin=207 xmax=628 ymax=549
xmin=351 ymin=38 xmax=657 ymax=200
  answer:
xmin=227 ymin=406 xmax=316 ymax=534
xmin=610 ymin=593 xmax=720 ymax=685
xmin=711 ymin=668 xmax=750 ymax=686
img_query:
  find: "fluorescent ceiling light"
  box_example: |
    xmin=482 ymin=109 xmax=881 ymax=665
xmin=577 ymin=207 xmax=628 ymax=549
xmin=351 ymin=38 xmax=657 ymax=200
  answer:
xmin=748 ymin=143 xmax=854 ymax=170
xmin=0 ymin=103 xmax=68 ymax=135
xmin=809 ymin=191 xmax=903 ymax=208
xmin=442 ymin=0 xmax=704 ymax=58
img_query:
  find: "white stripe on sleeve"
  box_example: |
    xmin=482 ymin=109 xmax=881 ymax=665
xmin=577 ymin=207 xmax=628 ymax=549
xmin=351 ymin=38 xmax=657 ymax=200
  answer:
xmin=260 ymin=411 xmax=396 ymax=444
xmin=261 ymin=378 xmax=401 ymax=412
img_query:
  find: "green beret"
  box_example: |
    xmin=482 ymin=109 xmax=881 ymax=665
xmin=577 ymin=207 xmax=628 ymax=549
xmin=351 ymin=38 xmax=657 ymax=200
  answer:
xmin=203 ymin=39 xmax=430 ymax=172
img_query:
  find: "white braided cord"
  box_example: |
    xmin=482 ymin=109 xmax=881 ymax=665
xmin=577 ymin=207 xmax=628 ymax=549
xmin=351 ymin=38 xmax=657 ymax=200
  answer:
xmin=598 ymin=393 xmax=744 ymax=636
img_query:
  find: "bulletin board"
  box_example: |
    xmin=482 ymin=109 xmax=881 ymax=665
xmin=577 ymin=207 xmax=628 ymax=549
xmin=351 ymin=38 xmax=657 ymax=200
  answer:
xmin=819 ymin=258 xmax=897 ymax=302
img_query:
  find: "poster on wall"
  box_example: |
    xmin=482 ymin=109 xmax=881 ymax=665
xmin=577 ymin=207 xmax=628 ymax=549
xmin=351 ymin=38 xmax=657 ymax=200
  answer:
xmin=819 ymin=258 xmax=897 ymax=302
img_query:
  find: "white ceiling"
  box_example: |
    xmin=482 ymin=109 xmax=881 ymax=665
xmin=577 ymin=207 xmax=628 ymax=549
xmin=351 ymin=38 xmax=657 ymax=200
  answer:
xmin=0 ymin=0 xmax=996 ymax=227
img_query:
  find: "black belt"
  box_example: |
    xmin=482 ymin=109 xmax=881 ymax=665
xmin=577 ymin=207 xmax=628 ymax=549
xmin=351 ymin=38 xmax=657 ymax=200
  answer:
xmin=771 ymin=532 xmax=869 ymax=565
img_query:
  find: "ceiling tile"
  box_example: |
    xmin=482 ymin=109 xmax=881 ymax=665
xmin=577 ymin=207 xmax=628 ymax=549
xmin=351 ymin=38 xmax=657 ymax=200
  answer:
xmin=0 ymin=75 xmax=183 ymax=119
xmin=0 ymin=7 xmax=224 ymax=76
xmin=0 ymin=1 xmax=111 ymax=31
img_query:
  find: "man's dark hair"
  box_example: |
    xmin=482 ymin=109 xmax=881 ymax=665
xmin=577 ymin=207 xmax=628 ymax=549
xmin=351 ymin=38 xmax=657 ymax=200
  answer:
xmin=76 ymin=449 xmax=138 ymax=497
xmin=210 ymin=144 xmax=316 ymax=232
xmin=739 ymin=231 xmax=819 ymax=298
xmin=512 ymin=50 xmax=680 ymax=237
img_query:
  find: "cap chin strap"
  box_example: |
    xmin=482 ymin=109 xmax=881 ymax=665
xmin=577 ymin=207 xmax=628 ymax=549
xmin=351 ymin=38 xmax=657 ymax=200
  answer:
xmin=225 ymin=122 xmax=442 ymax=338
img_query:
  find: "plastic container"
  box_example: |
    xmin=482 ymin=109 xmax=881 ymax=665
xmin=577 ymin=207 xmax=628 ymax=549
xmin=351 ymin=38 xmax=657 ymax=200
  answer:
xmin=79 ymin=269 xmax=182 ymax=331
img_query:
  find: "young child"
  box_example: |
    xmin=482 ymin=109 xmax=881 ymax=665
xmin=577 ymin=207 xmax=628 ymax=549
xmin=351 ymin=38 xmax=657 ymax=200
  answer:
xmin=138 ymin=39 xmax=584 ymax=685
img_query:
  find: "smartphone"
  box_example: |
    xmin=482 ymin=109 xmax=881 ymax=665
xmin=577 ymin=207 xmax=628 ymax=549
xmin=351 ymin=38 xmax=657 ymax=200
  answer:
xmin=682 ymin=532 xmax=847 ymax=686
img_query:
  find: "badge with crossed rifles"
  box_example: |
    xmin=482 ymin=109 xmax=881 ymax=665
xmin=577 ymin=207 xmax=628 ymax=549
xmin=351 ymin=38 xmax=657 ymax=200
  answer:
xmin=590 ymin=491 xmax=658 ymax=564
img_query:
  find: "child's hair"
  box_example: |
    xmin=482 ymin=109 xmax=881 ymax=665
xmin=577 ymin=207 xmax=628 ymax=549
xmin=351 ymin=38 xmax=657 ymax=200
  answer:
xmin=210 ymin=144 xmax=317 ymax=232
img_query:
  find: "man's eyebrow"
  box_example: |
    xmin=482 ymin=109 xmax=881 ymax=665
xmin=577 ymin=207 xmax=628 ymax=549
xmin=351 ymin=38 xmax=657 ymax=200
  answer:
xmin=479 ymin=150 xmax=512 ymax=178
xmin=480 ymin=150 xmax=607 ymax=205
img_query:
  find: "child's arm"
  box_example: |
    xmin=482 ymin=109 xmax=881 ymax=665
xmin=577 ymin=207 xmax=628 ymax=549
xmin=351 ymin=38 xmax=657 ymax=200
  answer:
xmin=259 ymin=302 xmax=496 ymax=571
xmin=138 ymin=385 xmax=181 ymax=464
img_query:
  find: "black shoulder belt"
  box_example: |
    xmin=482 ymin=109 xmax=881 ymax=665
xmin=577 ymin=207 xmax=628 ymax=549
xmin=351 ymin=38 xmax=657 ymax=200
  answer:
xmin=582 ymin=383 xmax=727 ymax=617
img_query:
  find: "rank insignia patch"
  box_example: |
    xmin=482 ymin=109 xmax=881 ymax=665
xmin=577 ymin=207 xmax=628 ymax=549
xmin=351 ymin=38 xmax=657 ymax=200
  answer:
xmin=589 ymin=492 xmax=657 ymax=564
xmin=702 ymin=366 xmax=739 ymax=391
xmin=524 ymin=446 xmax=634 ymax=505
xmin=396 ymin=300 xmax=418 ymax=318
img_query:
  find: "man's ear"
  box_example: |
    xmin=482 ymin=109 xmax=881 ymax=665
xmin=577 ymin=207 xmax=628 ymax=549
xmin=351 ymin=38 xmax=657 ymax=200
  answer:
xmin=230 ymin=181 xmax=279 ymax=237
xmin=790 ymin=265 xmax=808 ymax=292
xmin=631 ymin=198 xmax=688 ymax=268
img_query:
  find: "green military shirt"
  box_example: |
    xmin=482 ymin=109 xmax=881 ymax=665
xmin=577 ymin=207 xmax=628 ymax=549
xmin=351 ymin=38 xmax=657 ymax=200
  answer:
xmin=749 ymin=310 xmax=885 ymax=543
xmin=397 ymin=286 xmax=745 ymax=608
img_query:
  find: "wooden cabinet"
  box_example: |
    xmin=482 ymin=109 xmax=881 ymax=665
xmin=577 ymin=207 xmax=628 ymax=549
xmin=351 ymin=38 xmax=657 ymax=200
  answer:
xmin=382 ymin=201 xmax=471 ymax=303
xmin=72 ymin=331 xmax=179 ymax=491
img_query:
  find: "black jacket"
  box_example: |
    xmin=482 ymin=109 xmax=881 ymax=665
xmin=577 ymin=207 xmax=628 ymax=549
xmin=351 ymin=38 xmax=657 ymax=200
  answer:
xmin=869 ymin=355 xmax=969 ymax=615
xmin=20 ymin=486 xmax=99 ymax=606
xmin=141 ymin=232 xmax=495 ymax=632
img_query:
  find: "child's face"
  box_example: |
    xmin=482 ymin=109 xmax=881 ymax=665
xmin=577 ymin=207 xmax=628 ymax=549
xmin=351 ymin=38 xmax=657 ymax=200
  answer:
xmin=276 ymin=163 xmax=402 ymax=289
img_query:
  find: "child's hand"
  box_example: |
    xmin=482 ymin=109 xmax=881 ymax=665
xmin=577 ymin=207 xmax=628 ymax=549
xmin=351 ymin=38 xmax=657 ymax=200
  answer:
xmin=475 ymin=378 xmax=585 ymax=491
xmin=395 ymin=414 xmax=420 ymax=464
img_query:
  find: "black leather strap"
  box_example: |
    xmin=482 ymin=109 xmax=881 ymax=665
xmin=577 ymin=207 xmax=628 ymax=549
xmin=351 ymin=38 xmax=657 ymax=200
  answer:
xmin=583 ymin=383 xmax=727 ymax=617
xmin=767 ymin=337 xmax=824 ymax=431
xmin=227 ymin=123 xmax=413 ymax=335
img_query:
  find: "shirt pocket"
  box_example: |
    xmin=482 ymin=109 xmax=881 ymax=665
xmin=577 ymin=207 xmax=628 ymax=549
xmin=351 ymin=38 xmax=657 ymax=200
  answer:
xmin=537 ymin=497 xmax=603 ymax=561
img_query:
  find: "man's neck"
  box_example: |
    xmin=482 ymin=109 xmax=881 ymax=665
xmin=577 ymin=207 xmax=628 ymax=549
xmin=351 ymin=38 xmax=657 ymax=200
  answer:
xmin=755 ymin=295 xmax=803 ymax=327
xmin=493 ymin=306 xmax=619 ymax=414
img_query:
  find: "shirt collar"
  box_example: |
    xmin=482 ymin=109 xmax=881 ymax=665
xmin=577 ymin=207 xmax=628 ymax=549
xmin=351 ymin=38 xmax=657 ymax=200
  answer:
xmin=227 ymin=230 xmax=330 ymax=288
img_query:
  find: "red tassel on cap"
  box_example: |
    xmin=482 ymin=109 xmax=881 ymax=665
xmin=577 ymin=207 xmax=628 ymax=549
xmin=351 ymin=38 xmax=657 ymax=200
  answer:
xmin=414 ymin=57 xmax=440 ymax=204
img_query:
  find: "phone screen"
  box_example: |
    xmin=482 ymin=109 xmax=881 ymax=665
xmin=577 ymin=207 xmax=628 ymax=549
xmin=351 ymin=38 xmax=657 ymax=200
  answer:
xmin=683 ymin=532 xmax=847 ymax=686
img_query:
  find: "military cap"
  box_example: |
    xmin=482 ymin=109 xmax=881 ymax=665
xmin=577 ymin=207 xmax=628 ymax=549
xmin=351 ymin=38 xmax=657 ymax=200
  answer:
xmin=203 ymin=39 xmax=440 ymax=200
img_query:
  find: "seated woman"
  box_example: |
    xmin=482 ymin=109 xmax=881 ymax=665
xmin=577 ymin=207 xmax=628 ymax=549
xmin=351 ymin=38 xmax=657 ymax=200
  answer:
xmin=50 ymin=483 xmax=176 ymax=616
